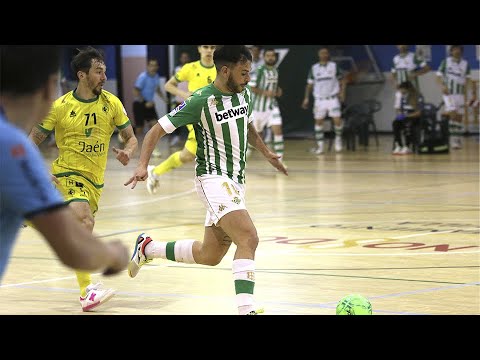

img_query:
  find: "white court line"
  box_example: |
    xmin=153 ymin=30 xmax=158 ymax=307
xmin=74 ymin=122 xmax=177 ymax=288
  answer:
xmin=101 ymin=188 xmax=195 ymax=209
xmin=0 ymin=264 xmax=165 ymax=289
xmin=0 ymin=275 xmax=86 ymax=288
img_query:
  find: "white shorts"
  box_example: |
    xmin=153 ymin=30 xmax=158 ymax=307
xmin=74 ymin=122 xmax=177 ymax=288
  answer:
xmin=252 ymin=106 xmax=282 ymax=132
xmin=270 ymin=105 xmax=282 ymax=126
xmin=194 ymin=174 xmax=247 ymax=227
xmin=313 ymin=96 xmax=341 ymax=119
xmin=443 ymin=94 xmax=465 ymax=114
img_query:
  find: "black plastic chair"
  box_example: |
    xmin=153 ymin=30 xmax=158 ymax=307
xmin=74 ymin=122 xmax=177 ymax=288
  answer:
xmin=362 ymin=99 xmax=381 ymax=147
xmin=342 ymin=103 xmax=367 ymax=151
xmin=342 ymin=100 xmax=381 ymax=150
xmin=417 ymin=102 xmax=449 ymax=152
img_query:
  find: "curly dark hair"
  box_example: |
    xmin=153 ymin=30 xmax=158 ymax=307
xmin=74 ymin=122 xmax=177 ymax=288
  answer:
xmin=70 ymin=46 xmax=105 ymax=81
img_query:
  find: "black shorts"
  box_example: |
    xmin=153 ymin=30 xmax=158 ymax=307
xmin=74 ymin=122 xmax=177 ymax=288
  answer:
xmin=133 ymin=100 xmax=158 ymax=128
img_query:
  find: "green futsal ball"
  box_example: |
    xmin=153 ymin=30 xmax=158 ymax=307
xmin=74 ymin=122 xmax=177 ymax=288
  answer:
xmin=336 ymin=294 xmax=372 ymax=315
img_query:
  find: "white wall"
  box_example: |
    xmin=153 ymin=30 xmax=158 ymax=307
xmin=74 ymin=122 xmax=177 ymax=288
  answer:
xmin=121 ymin=45 xmax=147 ymax=123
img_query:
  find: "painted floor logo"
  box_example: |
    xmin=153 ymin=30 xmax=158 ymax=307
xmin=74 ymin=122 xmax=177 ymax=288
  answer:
xmin=259 ymin=220 xmax=480 ymax=254
xmin=310 ymin=221 xmax=479 ymax=235
xmin=261 ymin=235 xmax=479 ymax=253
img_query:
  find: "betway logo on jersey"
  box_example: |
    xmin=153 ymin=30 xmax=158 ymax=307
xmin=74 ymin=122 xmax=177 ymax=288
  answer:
xmin=214 ymin=105 xmax=248 ymax=123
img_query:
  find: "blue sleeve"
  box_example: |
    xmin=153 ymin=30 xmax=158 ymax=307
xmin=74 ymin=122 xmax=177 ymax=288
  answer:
xmin=134 ymin=73 xmax=146 ymax=90
xmin=0 ymin=134 xmax=64 ymax=219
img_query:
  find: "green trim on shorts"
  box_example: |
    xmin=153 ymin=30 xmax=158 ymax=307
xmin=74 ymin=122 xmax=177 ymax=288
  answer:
xmin=54 ymin=171 xmax=104 ymax=189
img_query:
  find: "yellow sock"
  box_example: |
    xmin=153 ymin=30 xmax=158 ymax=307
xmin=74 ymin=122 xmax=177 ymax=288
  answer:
xmin=153 ymin=151 xmax=183 ymax=176
xmin=76 ymin=271 xmax=91 ymax=297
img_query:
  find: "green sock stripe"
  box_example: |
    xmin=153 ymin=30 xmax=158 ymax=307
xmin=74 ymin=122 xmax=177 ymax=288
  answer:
xmin=273 ymin=142 xmax=284 ymax=152
xmin=166 ymin=242 xmax=176 ymax=261
xmin=235 ymin=279 xmax=255 ymax=295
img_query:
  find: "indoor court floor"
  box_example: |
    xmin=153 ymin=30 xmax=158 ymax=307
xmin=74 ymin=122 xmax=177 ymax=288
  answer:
xmin=1 ymin=135 xmax=478 ymax=315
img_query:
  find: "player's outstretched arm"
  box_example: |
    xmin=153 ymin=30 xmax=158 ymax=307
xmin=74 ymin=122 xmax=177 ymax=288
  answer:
xmin=113 ymin=125 xmax=138 ymax=166
xmin=31 ymin=206 xmax=129 ymax=276
xmin=28 ymin=126 xmax=60 ymax=184
xmin=125 ymin=122 xmax=167 ymax=188
xmin=247 ymin=123 xmax=288 ymax=176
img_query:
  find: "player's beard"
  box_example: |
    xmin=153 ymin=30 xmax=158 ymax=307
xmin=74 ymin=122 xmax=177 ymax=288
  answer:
xmin=226 ymin=74 xmax=244 ymax=93
xmin=88 ymin=78 xmax=103 ymax=96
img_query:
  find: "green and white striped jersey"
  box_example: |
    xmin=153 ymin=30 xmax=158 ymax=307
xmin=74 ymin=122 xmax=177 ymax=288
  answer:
xmin=158 ymin=83 xmax=253 ymax=184
xmin=249 ymin=58 xmax=264 ymax=78
xmin=437 ymin=56 xmax=471 ymax=95
xmin=249 ymin=64 xmax=279 ymax=111
xmin=307 ymin=61 xmax=342 ymax=99
xmin=391 ymin=52 xmax=426 ymax=88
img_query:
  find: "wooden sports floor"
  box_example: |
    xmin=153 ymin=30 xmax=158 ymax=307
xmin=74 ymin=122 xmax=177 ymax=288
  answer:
xmin=1 ymin=135 xmax=479 ymax=315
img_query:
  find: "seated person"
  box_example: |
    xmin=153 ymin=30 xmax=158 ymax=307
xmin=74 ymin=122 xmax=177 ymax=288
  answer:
xmin=392 ymin=81 xmax=424 ymax=154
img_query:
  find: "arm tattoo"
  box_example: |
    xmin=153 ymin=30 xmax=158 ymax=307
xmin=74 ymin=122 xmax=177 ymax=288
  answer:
xmin=29 ymin=127 xmax=48 ymax=145
xmin=119 ymin=126 xmax=138 ymax=154
xmin=120 ymin=127 xmax=135 ymax=144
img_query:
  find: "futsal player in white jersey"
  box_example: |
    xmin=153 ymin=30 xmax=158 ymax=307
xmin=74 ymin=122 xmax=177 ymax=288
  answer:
xmin=436 ymin=45 xmax=476 ymax=149
xmin=302 ymin=47 xmax=347 ymax=154
xmin=391 ymin=45 xmax=430 ymax=110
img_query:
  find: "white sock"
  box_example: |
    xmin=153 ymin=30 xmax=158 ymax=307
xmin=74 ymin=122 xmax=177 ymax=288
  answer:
xmin=145 ymin=239 xmax=196 ymax=263
xmin=273 ymin=134 xmax=284 ymax=160
xmin=315 ymin=125 xmax=324 ymax=149
xmin=232 ymin=259 xmax=256 ymax=315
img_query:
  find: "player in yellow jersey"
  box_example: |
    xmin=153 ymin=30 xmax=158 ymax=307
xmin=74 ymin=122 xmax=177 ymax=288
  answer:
xmin=29 ymin=46 xmax=138 ymax=312
xmin=146 ymin=45 xmax=216 ymax=194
